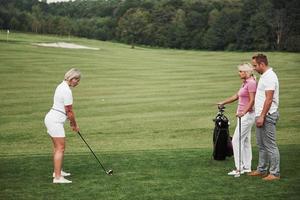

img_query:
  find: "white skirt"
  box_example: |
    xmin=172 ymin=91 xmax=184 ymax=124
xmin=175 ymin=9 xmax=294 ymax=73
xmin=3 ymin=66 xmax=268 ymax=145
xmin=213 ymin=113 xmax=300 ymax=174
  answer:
xmin=44 ymin=109 xmax=67 ymax=138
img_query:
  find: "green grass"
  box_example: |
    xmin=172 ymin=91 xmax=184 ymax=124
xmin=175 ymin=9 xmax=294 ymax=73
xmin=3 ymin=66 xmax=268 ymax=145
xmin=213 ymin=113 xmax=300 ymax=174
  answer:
xmin=0 ymin=31 xmax=300 ymax=199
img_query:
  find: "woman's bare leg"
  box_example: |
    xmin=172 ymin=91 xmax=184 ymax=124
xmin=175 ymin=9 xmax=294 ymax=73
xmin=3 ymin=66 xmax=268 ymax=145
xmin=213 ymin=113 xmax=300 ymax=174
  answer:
xmin=51 ymin=137 xmax=65 ymax=179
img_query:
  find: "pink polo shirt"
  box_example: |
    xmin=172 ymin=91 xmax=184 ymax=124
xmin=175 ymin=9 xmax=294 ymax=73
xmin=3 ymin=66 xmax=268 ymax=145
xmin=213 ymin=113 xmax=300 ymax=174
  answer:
xmin=237 ymin=77 xmax=257 ymax=114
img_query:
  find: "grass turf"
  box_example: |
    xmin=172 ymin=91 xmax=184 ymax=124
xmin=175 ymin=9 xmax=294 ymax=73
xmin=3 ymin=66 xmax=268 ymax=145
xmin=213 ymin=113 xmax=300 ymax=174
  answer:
xmin=1 ymin=147 xmax=299 ymax=200
xmin=0 ymin=31 xmax=300 ymax=199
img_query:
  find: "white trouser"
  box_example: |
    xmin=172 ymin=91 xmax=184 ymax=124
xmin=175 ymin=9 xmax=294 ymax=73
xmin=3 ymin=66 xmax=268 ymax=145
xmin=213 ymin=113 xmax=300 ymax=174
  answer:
xmin=232 ymin=112 xmax=255 ymax=170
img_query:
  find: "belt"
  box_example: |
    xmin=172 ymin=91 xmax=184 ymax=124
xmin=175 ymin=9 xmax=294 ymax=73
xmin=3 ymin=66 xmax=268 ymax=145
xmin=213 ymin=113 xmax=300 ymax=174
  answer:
xmin=51 ymin=108 xmax=66 ymax=115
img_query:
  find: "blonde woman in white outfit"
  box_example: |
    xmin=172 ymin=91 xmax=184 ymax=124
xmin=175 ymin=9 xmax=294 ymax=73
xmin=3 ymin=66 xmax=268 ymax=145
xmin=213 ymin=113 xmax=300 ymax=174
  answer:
xmin=44 ymin=68 xmax=81 ymax=183
xmin=217 ymin=63 xmax=257 ymax=176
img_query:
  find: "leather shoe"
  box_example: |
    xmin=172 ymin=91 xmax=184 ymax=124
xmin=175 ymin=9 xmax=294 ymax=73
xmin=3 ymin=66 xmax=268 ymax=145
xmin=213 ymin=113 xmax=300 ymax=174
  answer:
xmin=262 ymin=174 xmax=280 ymax=181
xmin=248 ymin=170 xmax=267 ymax=177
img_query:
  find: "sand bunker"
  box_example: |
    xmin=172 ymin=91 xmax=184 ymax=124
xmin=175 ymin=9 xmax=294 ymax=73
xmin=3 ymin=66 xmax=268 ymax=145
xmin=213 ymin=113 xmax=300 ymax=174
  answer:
xmin=33 ymin=42 xmax=99 ymax=50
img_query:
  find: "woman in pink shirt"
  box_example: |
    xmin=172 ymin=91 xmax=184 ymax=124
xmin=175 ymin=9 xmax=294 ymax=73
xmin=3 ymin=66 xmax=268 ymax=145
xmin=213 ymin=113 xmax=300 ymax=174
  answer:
xmin=218 ymin=63 xmax=257 ymax=176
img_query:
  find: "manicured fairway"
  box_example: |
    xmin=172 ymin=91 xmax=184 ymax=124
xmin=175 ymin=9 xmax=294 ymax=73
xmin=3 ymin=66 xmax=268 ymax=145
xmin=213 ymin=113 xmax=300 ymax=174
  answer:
xmin=0 ymin=32 xmax=299 ymax=199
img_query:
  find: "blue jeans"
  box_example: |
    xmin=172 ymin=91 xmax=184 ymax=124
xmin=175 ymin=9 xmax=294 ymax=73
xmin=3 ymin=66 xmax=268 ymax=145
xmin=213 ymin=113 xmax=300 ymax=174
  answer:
xmin=256 ymin=111 xmax=280 ymax=176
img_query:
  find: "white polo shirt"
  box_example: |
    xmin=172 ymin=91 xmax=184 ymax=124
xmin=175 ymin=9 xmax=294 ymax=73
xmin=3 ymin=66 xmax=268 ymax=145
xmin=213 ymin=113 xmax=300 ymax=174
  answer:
xmin=52 ymin=81 xmax=73 ymax=114
xmin=255 ymin=68 xmax=279 ymax=117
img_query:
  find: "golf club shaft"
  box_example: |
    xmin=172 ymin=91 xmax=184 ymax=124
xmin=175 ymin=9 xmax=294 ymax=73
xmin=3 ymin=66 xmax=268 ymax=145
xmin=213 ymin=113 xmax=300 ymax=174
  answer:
xmin=238 ymin=117 xmax=241 ymax=173
xmin=77 ymin=131 xmax=108 ymax=173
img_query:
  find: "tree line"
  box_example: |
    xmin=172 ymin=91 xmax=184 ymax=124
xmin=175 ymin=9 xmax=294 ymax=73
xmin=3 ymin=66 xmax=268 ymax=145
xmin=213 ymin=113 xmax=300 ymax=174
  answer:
xmin=0 ymin=0 xmax=299 ymax=51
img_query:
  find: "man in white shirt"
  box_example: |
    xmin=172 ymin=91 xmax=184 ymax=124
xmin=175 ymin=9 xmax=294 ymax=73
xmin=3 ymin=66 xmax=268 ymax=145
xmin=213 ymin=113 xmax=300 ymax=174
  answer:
xmin=248 ymin=54 xmax=280 ymax=181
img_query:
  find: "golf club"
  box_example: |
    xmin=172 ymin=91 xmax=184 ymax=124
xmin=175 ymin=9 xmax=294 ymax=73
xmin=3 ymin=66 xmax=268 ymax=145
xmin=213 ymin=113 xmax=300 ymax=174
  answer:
xmin=77 ymin=131 xmax=113 ymax=176
xmin=234 ymin=117 xmax=242 ymax=178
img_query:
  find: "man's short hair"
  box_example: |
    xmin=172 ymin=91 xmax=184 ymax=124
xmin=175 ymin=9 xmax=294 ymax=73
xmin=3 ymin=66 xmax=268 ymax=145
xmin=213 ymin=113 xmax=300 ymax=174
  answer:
xmin=252 ymin=53 xmax=268 ymax=65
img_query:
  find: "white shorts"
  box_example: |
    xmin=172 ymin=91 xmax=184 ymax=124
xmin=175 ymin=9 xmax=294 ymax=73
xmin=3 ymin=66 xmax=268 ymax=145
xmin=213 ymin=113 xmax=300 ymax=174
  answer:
xmin=44 ymin=110 xmax=67 ymax=138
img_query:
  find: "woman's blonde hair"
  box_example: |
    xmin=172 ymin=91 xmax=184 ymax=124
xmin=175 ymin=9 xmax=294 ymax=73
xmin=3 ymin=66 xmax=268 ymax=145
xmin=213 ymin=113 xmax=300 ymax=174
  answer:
xmin=64 ymin=68 xmax=81 ymax=81
xmin=238 ymin=63 xmax=253 ymax=77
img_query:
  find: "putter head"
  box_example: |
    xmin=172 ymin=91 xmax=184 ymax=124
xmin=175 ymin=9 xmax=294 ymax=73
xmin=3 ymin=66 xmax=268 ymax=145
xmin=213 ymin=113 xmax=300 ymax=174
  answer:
xmin=107 ymin=169 xmax=113 ymax=175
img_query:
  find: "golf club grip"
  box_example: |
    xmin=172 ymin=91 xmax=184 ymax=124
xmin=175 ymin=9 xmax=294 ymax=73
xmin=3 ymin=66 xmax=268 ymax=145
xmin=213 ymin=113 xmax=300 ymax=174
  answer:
xmin=77 ymin=131 xmax=107 ymax=173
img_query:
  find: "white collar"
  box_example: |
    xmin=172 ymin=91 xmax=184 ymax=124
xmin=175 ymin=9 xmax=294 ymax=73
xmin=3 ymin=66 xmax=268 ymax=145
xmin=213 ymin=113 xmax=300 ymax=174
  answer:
xmin=63 ymin=80 xmax=70 ymax=88
xmin=261 ymin=67 xmax=272 ymax=78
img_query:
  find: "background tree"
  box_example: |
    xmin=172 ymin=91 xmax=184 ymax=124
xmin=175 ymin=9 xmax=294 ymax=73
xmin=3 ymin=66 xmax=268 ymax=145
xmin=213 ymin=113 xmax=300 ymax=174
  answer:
xmin=31 ymin=4 xmax=43 ymax=33
xmin=117 ymin=8 xmax=150 ymax=48
xmin=249 ymin=0 xmax=273 ymax=51
xmin=184 ymin=1 xmax=209 ymax=49
xmin=168 ymin=9 xmax=188 ymax=49
xmin=203 ymin=8 xmax=240 ymax=50
xmin=271 ymin=8 xmax=287 ymax=50
xmin=0 ymin=0 xmax=298 ymax=51
xmin=146 ymin=4 xmax=176 ymax=47
xmin=93 ymin=17 xmax=116 ymax=41
xmin=279 ymin=0 xmax=300 ymax=51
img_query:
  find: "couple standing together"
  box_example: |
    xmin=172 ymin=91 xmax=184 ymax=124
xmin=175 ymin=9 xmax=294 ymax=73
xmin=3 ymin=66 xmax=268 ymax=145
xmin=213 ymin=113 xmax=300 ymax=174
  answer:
xmin=218 ymin=53 xmax=280 ymax=181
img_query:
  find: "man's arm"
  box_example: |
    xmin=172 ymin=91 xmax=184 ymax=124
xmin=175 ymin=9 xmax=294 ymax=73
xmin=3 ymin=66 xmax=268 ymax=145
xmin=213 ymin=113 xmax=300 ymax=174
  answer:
xmin=256 ymin=90 xmax=274 ymax=127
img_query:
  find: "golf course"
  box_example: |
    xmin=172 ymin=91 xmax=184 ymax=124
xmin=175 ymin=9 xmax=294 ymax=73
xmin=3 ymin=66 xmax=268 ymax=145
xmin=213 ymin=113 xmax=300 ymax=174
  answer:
xmin=0 ymin=32 xmax=299 ymax=199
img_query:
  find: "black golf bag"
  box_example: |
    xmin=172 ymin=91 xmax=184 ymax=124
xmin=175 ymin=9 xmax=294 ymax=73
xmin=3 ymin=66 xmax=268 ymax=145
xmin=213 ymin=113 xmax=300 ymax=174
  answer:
xmin=212 ymin=106 xmax=233 ymax=160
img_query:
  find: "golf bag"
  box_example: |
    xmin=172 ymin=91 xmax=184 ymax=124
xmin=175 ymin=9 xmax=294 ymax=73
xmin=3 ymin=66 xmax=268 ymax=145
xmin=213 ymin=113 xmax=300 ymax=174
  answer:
xmin=212 ymin=106 xmax=233 ymax=160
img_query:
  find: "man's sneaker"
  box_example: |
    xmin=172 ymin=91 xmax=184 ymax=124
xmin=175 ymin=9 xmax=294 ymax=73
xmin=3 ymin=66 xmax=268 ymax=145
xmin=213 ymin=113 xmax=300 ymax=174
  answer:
xmin=53 ymin=176 xmax=72 ymax=184
xmin=262 ymin=174 xmax=280 ymax=181
xmin=248 ymin=170 xmax=267 ymax=177
xmin=228 ymin=170 xmax=244 ymax=176
xmin=53 ymin=170 xmax=71 ymax=178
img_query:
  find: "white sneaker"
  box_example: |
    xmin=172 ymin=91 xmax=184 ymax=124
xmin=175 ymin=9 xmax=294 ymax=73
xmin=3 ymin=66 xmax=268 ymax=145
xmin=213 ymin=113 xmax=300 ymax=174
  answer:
xmin=228 ymin=170 xmax=244 ymax=176
xmin=52 ymin=170 xmax=71 ymax=178
xmin=53 ymin=176 xmax=72 ymax=184
xmin=242 ymin=169 xmax=251 ymax=173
